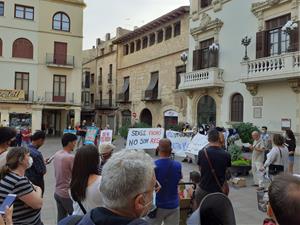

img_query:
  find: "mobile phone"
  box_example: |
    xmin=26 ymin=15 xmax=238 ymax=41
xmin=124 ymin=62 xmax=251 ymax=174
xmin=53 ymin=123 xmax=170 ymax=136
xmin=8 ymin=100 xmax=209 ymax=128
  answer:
xmin=0 ymin=194 xmax=16 ymax=214
xmin=46 ymin=155 xmax=55 ymax=165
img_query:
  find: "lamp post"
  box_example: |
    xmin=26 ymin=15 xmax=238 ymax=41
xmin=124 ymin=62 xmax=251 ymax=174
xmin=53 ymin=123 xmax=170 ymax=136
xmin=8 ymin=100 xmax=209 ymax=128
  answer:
xmin=180 ymin=52 xmax=188 ymax=64
xmin=241 ymin=36 xmax=251 ymax=61
xmin=282 ymin=20 xmax=298 ymax=51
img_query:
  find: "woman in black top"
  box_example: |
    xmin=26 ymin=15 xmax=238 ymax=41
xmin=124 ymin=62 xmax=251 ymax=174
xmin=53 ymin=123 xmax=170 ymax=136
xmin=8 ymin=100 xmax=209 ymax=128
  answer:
xmin=284 ymin=129 xmax=296 ymax=173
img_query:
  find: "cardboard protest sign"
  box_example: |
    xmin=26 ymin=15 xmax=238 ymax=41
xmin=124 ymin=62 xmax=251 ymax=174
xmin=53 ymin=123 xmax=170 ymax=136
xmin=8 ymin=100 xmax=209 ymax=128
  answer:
xmin=166 ymin=130 xmax=192 ymax=157
xmin=126 ymin=128 xmax=164 ymax=150
xmin=185 ymin=133 xmax=209 ymax=156
xmin=99 ymin=130 xmax=113 ymax=145
xmin=63 ymin=129 xmax=77 ymax=135
xmin=84 ymin=126 xmax=99 ymax=145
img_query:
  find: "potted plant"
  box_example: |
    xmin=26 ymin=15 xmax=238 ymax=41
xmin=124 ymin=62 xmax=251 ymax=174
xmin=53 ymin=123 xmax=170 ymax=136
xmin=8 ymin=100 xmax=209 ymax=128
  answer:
xmin=233 ymin=122 xmax=259 ymax=152
xmin=228 ymin=144 xmax=251 ymax=176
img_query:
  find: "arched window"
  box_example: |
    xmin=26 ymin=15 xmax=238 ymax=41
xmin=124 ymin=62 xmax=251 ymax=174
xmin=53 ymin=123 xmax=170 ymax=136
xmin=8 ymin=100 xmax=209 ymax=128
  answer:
xmin=12 ymin=38 xmax=33 ymax=59
xmin=0 ymin=38 xmax=2 ymax=56
xmin=231 ymin=93 xmax=244 ymax=122
xmin=53 ymin=12 xmax=70 ymax=32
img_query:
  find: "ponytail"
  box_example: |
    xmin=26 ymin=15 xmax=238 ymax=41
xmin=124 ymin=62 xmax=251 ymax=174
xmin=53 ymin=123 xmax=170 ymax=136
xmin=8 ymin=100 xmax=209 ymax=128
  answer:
xmin=0 ymin=164 xmax=10 ymax=180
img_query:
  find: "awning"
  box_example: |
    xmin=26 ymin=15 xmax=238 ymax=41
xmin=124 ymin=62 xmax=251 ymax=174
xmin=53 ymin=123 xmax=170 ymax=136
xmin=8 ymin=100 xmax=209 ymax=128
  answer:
xmin=146 ymin=73 xmax=158 ymax=91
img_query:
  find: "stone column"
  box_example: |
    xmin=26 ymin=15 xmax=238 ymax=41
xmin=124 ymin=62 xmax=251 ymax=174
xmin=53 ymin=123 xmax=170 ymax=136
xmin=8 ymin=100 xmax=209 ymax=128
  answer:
xmin=31 ymin=109 xmax=42 ymax=132
xmin=186 ymin=94 xmax=194 ymax=124
xmin=74 ymin=107 xmax=81 ymax=125
xmin=60 ymin=110 xmax=68 ymax=130
xmin=0 ymin=109 xmax=9 ymax=126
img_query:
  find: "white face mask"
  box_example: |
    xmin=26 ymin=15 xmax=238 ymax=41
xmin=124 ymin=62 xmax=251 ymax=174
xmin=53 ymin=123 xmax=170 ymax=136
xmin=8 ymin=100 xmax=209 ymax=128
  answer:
xmin=140 ymin=192 xmax=156 ymax=218
xmin=28 ymin=156 xmax=33 ymax=168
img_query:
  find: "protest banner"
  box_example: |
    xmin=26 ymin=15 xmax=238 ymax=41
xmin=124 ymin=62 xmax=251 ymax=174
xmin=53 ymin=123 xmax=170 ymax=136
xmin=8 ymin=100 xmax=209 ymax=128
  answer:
xmin=126 ymin=128 xmax=164 ymax=150
xmin=84 ymin=126 xmax=99 ymax=145
xmin=99 ymin=129 xmax=113 ymax=145
xmin=166 ymin=130 xmax=192 ymax=157
xmin=63 ymin=129 xmax=77 ymax=135
xmin=185 ymin=133 xmax=209 ymax=156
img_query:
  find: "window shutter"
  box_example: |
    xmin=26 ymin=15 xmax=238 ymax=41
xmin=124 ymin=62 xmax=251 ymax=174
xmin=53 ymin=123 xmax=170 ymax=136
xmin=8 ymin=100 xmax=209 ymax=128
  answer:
xmin=193 ymin=49 xmax=202 ymax=71
xmin=256 ymin=31 xmax=267 ymax=59
xmin=290 ymin=22 xmax=299 ymax=52
xmin=209 ymin=51 xmax=219 ymax=67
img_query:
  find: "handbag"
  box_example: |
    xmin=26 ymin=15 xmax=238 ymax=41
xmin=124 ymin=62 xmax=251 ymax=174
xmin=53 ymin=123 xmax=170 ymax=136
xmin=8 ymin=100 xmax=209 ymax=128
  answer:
xmin=204 ymin=149 xmax=229 ymax=196
xmin=269 ymin=147 xmax=284 ymax=175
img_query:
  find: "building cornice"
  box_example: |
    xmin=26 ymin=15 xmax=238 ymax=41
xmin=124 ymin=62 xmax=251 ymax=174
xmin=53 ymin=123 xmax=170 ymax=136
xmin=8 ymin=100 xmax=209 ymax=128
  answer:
xmin=251 ymin=0 xmax=292 ymax=18
xmin=191 ymin=13 xmax=223 ymax=40
xmin=113 ymin=6 xmax=189 ymax=44
xmin=42 ymin=0 xmax=86 ymax=8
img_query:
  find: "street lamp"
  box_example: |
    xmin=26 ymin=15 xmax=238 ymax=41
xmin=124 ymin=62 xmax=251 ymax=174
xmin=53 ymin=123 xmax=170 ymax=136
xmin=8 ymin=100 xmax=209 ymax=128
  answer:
xmin=180 ymin=52 xmax=188 ymax=64
xmin=241 ymin=36 xmax=251 ymax=61
xmin=282 ymin=20 xmax=298 ymax=51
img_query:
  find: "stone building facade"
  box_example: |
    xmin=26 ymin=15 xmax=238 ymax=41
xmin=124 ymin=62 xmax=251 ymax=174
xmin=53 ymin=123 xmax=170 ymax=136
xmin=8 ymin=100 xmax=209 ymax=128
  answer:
xmin=113 ymin=6 xmax=190 ymax=130
xmin=0 ymin=0 xmax=85 ymax=134
xmin=182 ymin=0 xmax=299 ymax=149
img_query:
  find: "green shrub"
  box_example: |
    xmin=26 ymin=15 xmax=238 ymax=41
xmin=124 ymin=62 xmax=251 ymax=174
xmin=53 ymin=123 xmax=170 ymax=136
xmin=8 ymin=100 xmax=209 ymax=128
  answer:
xmin=232 ymin=159 xmax=251 ymax=166
xmin=133 ymin=122 xmax=151 ymax=128
xmin=228 ymin=144 xmax=243 ymax=161
xmin=118 ymin=124 xmax=129 ymax=139
xmin=233 ymin=122 xmax=259 ymax=144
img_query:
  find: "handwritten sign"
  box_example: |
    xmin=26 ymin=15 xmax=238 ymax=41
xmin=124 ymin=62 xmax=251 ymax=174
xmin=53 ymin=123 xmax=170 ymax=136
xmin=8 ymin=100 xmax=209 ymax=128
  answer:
xmin=84 ymin=127 xmax=99 ymax=145
xmin=100 ymin=130 xmax=113 ymax=145
xmin=0 ymin=89 xmax=25 ymax=101
xmin=185 ymin=133 xmax=209 ymax=156
xmin=166 ymin=130 xmax=192 ymax=157
xmin=63 ymin=129 xmax=77 ymax=135
xmin=126 ymin=128 xmax=164 ymax=149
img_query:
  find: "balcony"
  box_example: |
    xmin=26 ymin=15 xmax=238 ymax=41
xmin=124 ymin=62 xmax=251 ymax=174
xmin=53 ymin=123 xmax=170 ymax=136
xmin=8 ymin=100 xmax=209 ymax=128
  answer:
xmin=46 ymin=53 xmax=75 ymax=69
xmin=117 ymin=93 xmax=130 ymax=103
xmin=142 ymin=89 xmax=161 ymax=102
xmin=95 ymin=99 xmax=118 ymax=109
xmin=35 ymin=92 xmax=75 ymax=105
xmin=178 ymin=67 xmax=224 ymax=91
xmin=241 ymin=51 xmax=300 ymax=83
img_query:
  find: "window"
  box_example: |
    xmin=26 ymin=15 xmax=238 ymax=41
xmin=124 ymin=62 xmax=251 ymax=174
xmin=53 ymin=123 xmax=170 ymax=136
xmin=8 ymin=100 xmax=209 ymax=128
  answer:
xmin=130 ymin=42 xmax=135 ymax=53
xmin=157 ymin=30 xmax=164 ymax=43
xmin=193 ymin=38 xmax=217 ymax=70
xmin=54 ymin=42 xmax=67 ymax=65
xmin=15 ymin=5 xmax=34 ymax=20
xmin=91 ymin=93 xmax=94 ymax=104
xmin=0 ymin=2 xmax=4 ymax=16
xmin=174 ymin=22 xmax=181 ymax=37
xmin=85 ymin=71 xmax=90 ymax=88
xmin=15 ymin=72 xmax=29 ymax=100
xmin=122 ymin=110 xmax=131 ymax=126
xmin=98 ymin=68 xmax=102 ymax=85
xmin=201 ymin=0 xmax=212 ymax=8
xmin=0 ymin=38 xmax=2 ymax=56
xmin=109 ymin=45 xmax=113 ymax=52
xmin=53 ymin=75 xmax=66 ymax=102
xmin=122 ymin=77 xmax=130 ymax=102
xmin=123 ymin=44 xmax=129 ymax=55
xmin=99 ymin=90 xmax=103 ymax=103
xmin=176 ymin=65 xmax=186 ymax=89
xmin=200 ymin=38 xmax=214 ymax=69
xmin=12 ymin=38 xmax=33 ymax=59
xmin=266 ymin=14 xmax=291 ymax=56
xmin=100 ymin=48 xmax=104 ymax=55
xmin=91 ymin=74 xmax=95 ymax=84
xmin=109 ymin=64 xmax=113 ymax=74
xmin=231 ymin=93 xmax=244 ymax=122
xmin=53 ymin=12 xmax=70 ymax=32
xmin=108 ymin=89 xmax=112 ymax=106
xmin=108 ymin=64 xmax=112 ymax=83
xmin=145 ymin=71 xmax=159 ymax=100
xmin=165 ymin=26 xmax=172 ymax=40
xmin=142 ymin=36 xmax=148 ymax=49
xmin=82 ymin=91 xmax=90 ymax=104
xmin=149 ymin=33 xmax=155 ymax=46
xmin=136 ymin=39 xmax=141 ymax=51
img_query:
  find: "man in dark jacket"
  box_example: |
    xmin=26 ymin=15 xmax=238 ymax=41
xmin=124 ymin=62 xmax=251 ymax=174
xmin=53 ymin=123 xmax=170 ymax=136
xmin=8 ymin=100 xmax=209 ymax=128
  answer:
xmin=82 ymin=150 xmax=155 ymax=225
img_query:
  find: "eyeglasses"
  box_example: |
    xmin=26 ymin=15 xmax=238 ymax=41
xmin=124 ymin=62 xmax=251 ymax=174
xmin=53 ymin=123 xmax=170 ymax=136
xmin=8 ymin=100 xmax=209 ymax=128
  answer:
xmin=154 ymin=180 xmax=161 ymax=193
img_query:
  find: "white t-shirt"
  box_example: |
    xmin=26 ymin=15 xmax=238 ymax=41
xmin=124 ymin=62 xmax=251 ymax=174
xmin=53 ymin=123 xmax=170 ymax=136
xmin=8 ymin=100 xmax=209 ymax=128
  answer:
xmin=187 ymin=208 xmax=201 ymax=225
xmin=72 ymin=176 xmax=103 ymax=215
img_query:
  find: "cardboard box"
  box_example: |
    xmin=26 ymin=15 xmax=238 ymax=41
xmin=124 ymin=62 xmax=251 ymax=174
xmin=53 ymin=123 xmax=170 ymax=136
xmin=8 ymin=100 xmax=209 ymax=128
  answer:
xmin=230 ymin=177 xmax=247 ymax=188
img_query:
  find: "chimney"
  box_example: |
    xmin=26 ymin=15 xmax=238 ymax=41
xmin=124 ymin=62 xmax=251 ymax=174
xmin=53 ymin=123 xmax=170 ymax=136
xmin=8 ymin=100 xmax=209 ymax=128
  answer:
xmin=96 ymin=38 xmax=101 ymax=46
xmin=92 ymin=46 xmax=95 ymax=49
xmin=105 ymin=33 xmax=111 ymax=41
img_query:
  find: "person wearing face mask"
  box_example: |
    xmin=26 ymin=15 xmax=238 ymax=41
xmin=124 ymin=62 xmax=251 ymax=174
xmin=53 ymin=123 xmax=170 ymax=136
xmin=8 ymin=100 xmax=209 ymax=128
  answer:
xmin=59 ymin=150 xmax=155 ymax=225
xmin=146 ymin=138 xmax=183 ymax=225
xmin=0 ymin=147 xmax=43 ymax=225
xmin=25 ymin=130 xmax=47 ymax=194
xmin=0 ymin=127 xmax=17 ymax=168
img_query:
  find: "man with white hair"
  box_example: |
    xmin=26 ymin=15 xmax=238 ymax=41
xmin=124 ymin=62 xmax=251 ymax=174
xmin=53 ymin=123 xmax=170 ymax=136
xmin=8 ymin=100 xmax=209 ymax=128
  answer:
xmin=249 ymin=131 xmax=265 ymax=188
xmin=98 ymin=143 xmax=115 ymax=175
xmin=81 ymin=150 xmax=156 ymax=225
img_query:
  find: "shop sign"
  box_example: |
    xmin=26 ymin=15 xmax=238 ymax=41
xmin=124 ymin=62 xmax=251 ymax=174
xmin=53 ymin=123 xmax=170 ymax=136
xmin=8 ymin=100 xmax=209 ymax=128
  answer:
xmin=0 ymin=89 xmax=25 ymax=101
xmin=164 ymin=110 xmax=178 ymax=117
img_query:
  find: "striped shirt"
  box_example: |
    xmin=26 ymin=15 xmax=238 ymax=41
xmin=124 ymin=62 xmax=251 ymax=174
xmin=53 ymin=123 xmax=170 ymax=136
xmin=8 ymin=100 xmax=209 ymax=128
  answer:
xmin=0 ymin=172 xmax=41 ymax=225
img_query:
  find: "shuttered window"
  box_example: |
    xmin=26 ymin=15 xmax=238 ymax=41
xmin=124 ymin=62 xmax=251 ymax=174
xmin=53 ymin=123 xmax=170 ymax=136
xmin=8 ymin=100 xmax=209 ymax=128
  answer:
xmin=176 ymin=65 xmax=186 ymax=89
xmin=231 ymin=93 xmax=244 ymax=122
xmin=193 ymin=38 xmax=217 ymax=71
xmin=15 ymin=72 xmax=29 ymax=100
xmin=12 ymin=38 xmax=33 ymax=59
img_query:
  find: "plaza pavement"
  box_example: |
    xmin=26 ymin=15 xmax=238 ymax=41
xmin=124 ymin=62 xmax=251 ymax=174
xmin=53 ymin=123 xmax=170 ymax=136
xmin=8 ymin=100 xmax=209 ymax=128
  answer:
xmin=39 ymin=137 xmax=300 ymax=225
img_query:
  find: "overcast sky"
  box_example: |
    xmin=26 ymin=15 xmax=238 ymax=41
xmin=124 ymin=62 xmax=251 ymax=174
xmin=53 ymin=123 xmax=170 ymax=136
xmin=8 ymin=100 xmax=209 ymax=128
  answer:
xmin=83 ymin=0 xmax=190 ymax=49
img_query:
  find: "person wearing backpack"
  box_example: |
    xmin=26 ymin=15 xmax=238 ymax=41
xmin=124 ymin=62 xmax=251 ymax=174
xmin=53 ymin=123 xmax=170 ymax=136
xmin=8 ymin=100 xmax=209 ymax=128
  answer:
xmin=59 ymin=150 xmax=155 ymax=225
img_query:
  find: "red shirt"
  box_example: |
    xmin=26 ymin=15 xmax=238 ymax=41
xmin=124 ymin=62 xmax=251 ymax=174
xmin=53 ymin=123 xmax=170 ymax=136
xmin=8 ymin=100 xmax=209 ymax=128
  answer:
xmin=21 ymin=129 xmax=31 ymax=142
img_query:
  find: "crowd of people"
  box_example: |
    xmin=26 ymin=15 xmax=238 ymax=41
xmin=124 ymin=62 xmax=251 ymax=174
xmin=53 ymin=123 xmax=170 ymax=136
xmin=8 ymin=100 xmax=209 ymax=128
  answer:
xmin=0 ymin=122 xmax=298 ymax=225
